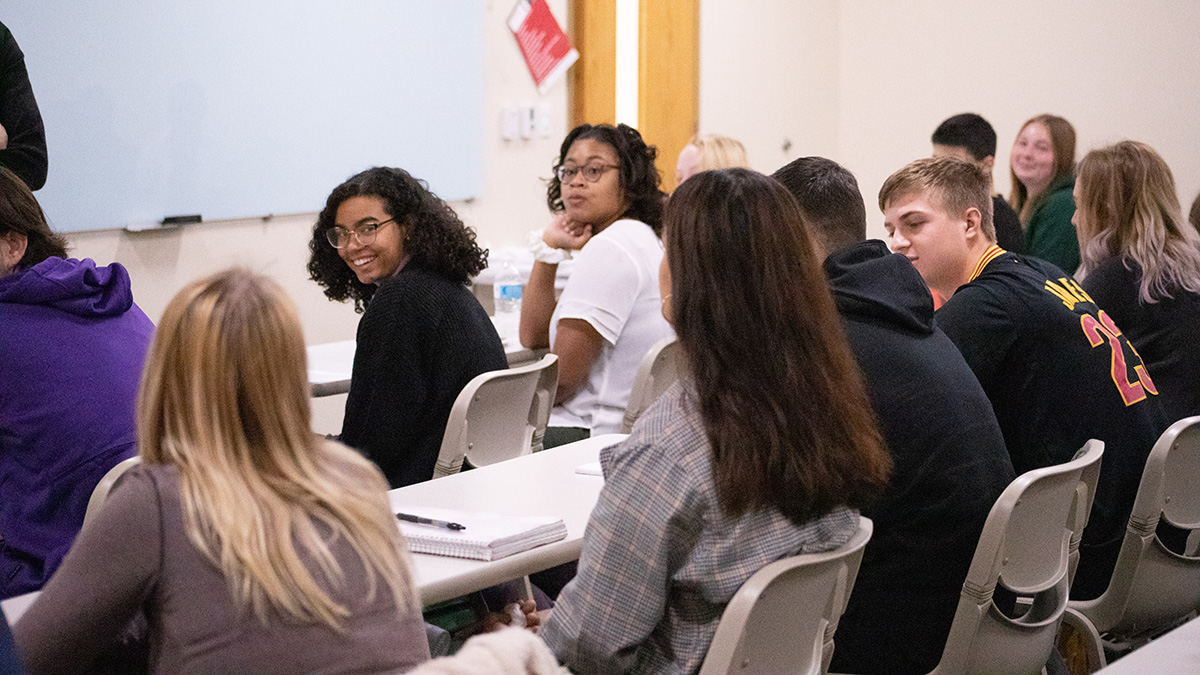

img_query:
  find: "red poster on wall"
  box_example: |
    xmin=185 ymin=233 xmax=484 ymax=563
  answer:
xmin=509 ymin=0 xmax=578 ymax=94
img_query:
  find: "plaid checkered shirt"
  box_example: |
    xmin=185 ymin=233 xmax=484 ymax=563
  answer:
xmin=541 ymin=380 xmax=859 ymax=674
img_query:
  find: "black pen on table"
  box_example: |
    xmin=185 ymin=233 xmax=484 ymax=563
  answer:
xmin=396 ymin=512 xmax=466 ymax=531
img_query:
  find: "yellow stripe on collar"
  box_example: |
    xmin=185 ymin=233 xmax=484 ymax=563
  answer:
xmin=968 ymin=245 xmax=1006 ymax=282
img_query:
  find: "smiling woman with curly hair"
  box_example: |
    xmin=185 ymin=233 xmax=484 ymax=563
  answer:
xmin=308 ymin=167 xmax=506 ymax=488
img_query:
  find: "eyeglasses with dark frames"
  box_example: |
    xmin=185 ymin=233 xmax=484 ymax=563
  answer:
xmin=556 ymin=163 xmax=619 ymax=183
xmin=325 ymin=218 xmax=396 ymax=249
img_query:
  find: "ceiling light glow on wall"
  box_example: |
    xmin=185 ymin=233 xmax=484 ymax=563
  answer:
xmin=614 ymin=0 xmax=639 ymax=129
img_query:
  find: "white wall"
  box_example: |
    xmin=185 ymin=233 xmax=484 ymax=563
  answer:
xmin=700 ymin=0 xmax=1200 ymax=239
xmin=55 ymin=1 xmax=1200 ymax=431
xmin=65 ymin=1 xmax=570 ymax=434
xmin=67 ymin=0 xmax=569 ymax=338
xmin=699 ymin=0 xmax=840 ymax=172
xmin=837 ymin=0 xmax=1200 ymax=237
xmin=65 ymin=0 xmax=1200 ymax=326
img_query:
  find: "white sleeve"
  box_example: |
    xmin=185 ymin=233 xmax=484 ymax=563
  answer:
xmin=554 ymin=236 xmax=645 ymax=345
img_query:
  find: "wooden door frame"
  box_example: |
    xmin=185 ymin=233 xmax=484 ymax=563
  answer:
xmin=568 ymin=0 xmax=698 ymax=191
xmin=568 ymin=0 xmax=617 ymax=128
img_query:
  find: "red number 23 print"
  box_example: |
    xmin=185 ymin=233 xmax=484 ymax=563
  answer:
xmin=1079 ymin=310 xmax=1158 ymax=406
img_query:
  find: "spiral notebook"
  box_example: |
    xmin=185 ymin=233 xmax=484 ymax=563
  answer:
xmin=393 ymin=505 xmax=567 ymax=562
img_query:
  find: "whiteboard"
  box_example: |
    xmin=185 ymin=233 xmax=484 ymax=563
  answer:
xmin=6 ymin=0 xmax=484 ymax=232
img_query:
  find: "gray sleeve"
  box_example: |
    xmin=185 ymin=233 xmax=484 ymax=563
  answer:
xmin=541 ymin=438 xmax=703 ymax=673
xmin=13 ymin=467 xmax=164 ymax=675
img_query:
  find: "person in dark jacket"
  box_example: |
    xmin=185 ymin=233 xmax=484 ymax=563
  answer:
xmin=307 ymin=167 xmax=506 ymax=488
xmin=773 ymin=157 xmax=1014 ymax=674
xmin=881 ymin=156 xmax=1166 ymax=601
xmin=0 ymin=168 xmax=153 ymax=598
xmin=1075 ymin=141 xmax=1200 ymax=421
xmin=1 ymin=606 xmax=22 ymax=674
xmin=0 ymin=22 xmax=47 ymax=191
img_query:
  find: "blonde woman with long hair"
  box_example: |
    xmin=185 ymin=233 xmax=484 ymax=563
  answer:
xmin=1075 ymin=140 xmax=1200 ymax=420
xmin=674 ymin=134 xmax=750 ymax=185
xmin=14 ymin=269 xmax=429 ymax=673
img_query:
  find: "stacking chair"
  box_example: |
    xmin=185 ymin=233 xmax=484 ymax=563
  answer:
xmin=1067 ymin=445 xmax=1104 ymax=586
xmin=1061 ymin=416 xmax=1200 ymax=671
xmin=698 ymin=516 xmax=873 ymax=675
xmin=619 ymin=336 xmax=681 ymax=434
xmin=925 ymin=440 xmax=1104 ymax=675
xmin=432 ymin=354 xmax=558 ymax=479
xmin=82 ymin=455 xmax=142 ymax=527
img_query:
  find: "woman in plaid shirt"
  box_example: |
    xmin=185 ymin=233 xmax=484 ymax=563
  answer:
xmin=541 ymin=169 xmax=893 ymax=673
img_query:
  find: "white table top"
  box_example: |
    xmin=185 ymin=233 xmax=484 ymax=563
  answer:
xmin=3 ymin=434 xmax=626 ymax=625
xmin=396 ymin=434 xmax=625 ymax=606
xmin=308 ymin=328 xmax=545 ymax=397
xmin=307 ymin=339 xmax=360 ymax=396
xmin=1096 ymin=613 xmax=1200 ymax=673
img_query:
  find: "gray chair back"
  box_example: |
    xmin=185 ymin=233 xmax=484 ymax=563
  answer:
xmin=929 ymin=440 xmax=1104 ymax=675
xmin=433 ymin=354 xmax=559 ymax=478
xmin=620 ymin=336 xmax=681 ymax=434
xmin=698 ymin=517 xmax=873 ymax=675
xmin=1067 ymin=417 xmax=1200 ymax=663
xmin=83 ymin=455 xmax=143 ymax=528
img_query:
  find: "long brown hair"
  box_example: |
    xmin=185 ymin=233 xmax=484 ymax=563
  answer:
xmin=139 ymin=269 xmax=419 ymax=628
xmin=663 ymin=169 xmax=890 ymax=525
xmin=1076 ymin=141 xmax=1200 ymax=303
xmin=1009 ymin=114 xmax=1076 ymax=219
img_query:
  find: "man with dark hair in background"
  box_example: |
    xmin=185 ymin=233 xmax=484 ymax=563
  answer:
xmin=772 ymin=157 xmax=1014 ymax=674
xmin=932 ymin=113 xmax=1023 ymax=254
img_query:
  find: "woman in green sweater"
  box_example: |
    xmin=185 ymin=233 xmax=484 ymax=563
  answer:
xmin=1009 ymin=114 xmax=1080 ymax=273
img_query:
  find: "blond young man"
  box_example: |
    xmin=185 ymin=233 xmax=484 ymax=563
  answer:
xmin=879 ymin=157 xmax=1166 ymax=600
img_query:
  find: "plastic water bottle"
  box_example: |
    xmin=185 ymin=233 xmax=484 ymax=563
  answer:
xmin=493 ymin=261 xmax=523 ymax=341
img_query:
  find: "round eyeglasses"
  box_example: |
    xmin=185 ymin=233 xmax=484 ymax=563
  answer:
xmin=556 ymin=163 xmax=619 ymax=183
xmin=325 ymin=218 xmax=396 ymax=249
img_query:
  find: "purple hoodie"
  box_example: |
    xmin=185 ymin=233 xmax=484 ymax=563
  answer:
xmin=0 ymin=257 xmax=154 ymax=599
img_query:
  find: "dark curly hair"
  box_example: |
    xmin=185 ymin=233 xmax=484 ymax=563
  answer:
xmin=546 ymin=124 xmax=666 ymax=235
xmin=308 ymin=167 xmax=488 ymax=312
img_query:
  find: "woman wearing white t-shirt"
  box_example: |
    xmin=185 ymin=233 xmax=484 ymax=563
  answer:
xmin=520 ymin=123 xmax=674 ymax=446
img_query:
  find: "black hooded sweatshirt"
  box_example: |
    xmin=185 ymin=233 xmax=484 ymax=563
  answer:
xmin=824 ymin=240 xmax=1015 ymax=675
